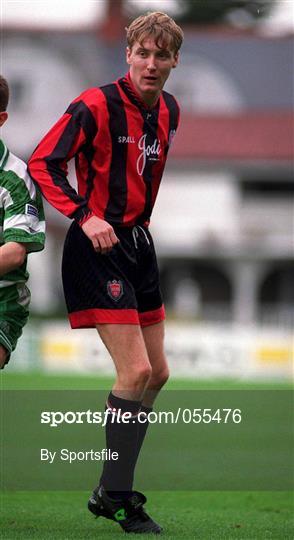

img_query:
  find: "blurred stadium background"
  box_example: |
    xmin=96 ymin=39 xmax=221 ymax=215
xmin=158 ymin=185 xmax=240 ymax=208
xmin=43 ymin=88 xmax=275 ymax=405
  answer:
xmin=1 ymin=0 xmax=293 ymax=380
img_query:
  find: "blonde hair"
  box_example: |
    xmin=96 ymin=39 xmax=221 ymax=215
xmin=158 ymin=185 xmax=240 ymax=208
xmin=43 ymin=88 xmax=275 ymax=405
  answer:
xmin=126 ymin=12 xmax=184 ymax=54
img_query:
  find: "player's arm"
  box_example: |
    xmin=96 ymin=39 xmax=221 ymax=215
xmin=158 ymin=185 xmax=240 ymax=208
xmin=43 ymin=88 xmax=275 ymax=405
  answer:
xmin=28 ymin=97 xmax=94 ymax=222
xmin=0 ymin=242 xmax=26 ymax=275
xmin=2 ymin=169 xmax=45 ymax=263
xmin=28 ymin=89 xmax=119 ymax=253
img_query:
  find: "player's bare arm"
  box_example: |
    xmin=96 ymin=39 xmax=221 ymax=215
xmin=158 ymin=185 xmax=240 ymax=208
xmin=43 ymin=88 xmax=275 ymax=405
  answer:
xmin=0 ymin=345 xmax=8 ymax=367
xmin=81 ymin=216 xmax=120 ymax=254
xmin=0 ymin=242 xmax=26 ymax=274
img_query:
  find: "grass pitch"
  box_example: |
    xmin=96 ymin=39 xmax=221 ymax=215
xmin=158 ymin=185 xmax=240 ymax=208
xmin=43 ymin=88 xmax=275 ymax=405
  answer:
xmin=1 ymin=371 xmax=293 ymax=539
xmin=2 ymin=490 xmax=293 ymax=539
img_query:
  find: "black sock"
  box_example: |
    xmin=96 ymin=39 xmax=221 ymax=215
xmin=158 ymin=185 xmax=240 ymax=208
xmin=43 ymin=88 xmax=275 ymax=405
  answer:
xmin=134 ymin=404 xmax=152 ymax=465
xmin=108 ymin=405 xmax=153 ymax=500
xmin=99 ymin=392 xmax=142 ymax=495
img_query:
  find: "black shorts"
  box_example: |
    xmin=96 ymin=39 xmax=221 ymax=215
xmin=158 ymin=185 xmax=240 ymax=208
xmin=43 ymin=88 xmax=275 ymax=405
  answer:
xmin=62 ymin=222 xmax=165 ymax=328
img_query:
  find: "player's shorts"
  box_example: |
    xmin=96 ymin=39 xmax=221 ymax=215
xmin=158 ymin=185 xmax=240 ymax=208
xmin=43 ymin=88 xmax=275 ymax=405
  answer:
xmin=0 ymin=283 xmax=30 ymax=368
xmin=62 ymin=221 xmax=165 ymax=328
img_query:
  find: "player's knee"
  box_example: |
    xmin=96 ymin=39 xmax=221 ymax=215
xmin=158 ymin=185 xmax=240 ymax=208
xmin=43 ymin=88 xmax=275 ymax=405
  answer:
xmin=150 ymin=365 xmax=170 ymax=388
xmin=134 ymin=364 xmax=152 ymax=387
xmin=120 ymin=363 xmax=152 ymax=390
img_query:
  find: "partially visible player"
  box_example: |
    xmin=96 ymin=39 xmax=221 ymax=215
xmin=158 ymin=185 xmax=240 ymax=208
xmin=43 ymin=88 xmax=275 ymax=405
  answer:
xmin=0 ymin=75 xmax=45 ymax=369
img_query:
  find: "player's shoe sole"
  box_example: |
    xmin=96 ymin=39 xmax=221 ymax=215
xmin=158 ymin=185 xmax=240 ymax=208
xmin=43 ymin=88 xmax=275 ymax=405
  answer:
xmin=88 ymin=485 xmax=162 ymax=534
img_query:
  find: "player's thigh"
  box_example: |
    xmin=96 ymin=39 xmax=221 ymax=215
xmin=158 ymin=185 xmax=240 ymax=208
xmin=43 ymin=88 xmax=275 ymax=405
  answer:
xmin=96 ymin=323 xmax=151 ymax=380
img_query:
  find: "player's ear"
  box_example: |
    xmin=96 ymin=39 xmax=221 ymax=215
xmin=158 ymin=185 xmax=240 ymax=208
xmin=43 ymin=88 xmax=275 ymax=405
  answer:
xmin=0 ymin=112 xmax=8 ymax=127
xmin=172 ymin=52 xmax=179 ymax=69
xmin=126 ymin=47 xmax=132 ymax=65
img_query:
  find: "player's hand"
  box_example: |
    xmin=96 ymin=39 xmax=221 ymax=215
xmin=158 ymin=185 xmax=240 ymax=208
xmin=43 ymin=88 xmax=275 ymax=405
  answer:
xmin=81 ymin=216 xmax=119 ymax=254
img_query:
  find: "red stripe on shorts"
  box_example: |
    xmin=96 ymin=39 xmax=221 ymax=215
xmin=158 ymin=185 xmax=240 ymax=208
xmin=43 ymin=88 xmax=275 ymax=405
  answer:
xmin=69 ymin=308 xmax=140 ymax=328
xmin=139 ymin=305 xmax=165 ymax=327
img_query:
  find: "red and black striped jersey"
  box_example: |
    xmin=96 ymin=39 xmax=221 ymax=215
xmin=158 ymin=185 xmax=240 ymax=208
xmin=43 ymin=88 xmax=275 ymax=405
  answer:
xmin=28 ymin=73 xmax=180 ymax=227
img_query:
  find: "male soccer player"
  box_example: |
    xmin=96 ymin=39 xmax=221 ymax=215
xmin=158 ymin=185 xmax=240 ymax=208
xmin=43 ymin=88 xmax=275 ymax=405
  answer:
xmin=0 ymin=75 xmax=45 ymax=370
xmin=29 ymin=12 xmax=183 ymax=534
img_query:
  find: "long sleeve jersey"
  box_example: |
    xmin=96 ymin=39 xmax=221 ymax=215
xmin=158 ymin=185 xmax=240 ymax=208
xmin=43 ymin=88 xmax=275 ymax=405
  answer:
xmin=28 ymin=73 xmax=180 ymax=227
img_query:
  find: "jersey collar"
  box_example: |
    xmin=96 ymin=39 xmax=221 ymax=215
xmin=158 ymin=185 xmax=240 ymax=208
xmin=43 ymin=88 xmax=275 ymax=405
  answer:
xmin=0 ymin=139 xmax=9 ymax=170
xmin=118 ymin=72 xmax=160 ymax=112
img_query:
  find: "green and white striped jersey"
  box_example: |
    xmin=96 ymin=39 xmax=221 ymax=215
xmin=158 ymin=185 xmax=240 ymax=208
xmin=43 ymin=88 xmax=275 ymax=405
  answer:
xmin=0 ymin=139 xmax=45 ymax=287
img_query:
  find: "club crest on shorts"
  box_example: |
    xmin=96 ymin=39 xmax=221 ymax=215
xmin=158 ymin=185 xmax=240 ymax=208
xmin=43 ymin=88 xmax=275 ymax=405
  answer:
xmin=107 ymin=279 xmax=123 ymax=301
